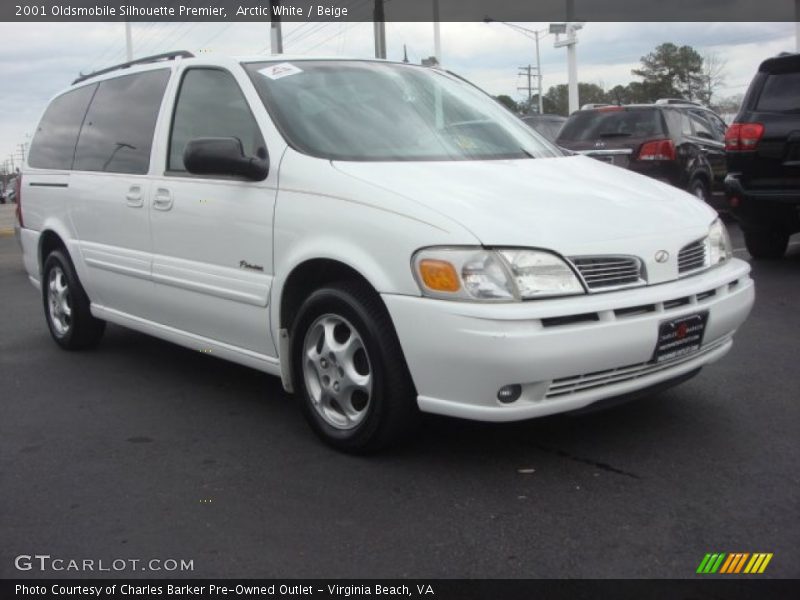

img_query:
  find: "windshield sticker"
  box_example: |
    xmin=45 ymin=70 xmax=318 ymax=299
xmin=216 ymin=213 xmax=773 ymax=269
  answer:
xmin=258 ymin=63 xmax=303 ymax=80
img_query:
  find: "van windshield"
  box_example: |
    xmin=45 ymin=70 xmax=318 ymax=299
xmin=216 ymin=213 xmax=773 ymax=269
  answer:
xmin=244 ymin=60 xmax=560 ymax=161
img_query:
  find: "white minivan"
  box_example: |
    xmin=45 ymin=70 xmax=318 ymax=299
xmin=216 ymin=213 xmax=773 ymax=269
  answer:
xmin=19 ymin=52 xmax=754 ymax=451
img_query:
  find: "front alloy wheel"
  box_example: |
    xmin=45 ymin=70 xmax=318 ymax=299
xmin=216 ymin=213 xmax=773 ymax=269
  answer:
xmin=302 ymin=314 xmax=373 ymax=430
xmin=292 ymin=281 xmax=418 ymax=452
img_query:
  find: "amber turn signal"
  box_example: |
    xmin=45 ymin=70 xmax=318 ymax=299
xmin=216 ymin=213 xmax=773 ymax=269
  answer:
xmin=418 ymin=259 xmax=461 ymax=292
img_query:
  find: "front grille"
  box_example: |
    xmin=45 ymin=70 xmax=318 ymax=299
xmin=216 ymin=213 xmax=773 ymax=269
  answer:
xmin=571 ymin=256 xmax=643 ymax=291
xmin=545 ymin=335 xmax=731 ymax=399
xmin=678 ymin=239 xmax=707 ymax=274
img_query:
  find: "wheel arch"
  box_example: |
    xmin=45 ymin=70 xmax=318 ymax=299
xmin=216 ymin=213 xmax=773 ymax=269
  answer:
xmin=38 ymin=229 xmax=70 ymax=274
xmin=279 ymin=258 xmax=380 ymax=334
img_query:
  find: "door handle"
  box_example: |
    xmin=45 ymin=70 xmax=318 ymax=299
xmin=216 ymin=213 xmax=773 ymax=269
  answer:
xmin=125 ymin=185 xmax=144 ymax=208
xmin=153 ymin=188 xmax=173 ymax=211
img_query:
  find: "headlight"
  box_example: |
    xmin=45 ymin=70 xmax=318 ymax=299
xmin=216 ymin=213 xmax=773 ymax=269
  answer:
xmin=412 ymin=247 xmax=585 ymax=302
xmin=708 ymin=218 xmax=732 ymax=266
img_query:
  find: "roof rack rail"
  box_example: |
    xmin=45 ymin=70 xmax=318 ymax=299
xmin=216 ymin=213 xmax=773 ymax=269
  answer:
xmin=72 ymin=50 xmax=194 ymax=85
xmin=655 ymin=98 xmax=703 ymax=107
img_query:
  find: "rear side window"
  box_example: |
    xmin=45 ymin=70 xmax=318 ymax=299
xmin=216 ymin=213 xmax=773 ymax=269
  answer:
xmin=73 ymin=69 xmax=170 ymax=174
xmin=558 ymin=108 xmax=665 ymax=142
xmin=28 ymin=84 xmax=97 ymax=170
xmin=168 ymin=68 xmax=265 ymax=172
xmin=756 ymin=72 xmax=800 ymax=112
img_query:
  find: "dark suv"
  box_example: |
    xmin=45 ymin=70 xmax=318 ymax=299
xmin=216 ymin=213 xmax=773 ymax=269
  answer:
xmin=557 ymin=101 xmax=728 ymax=208
xmin=724 ymin=53 xmax=800 ymax=259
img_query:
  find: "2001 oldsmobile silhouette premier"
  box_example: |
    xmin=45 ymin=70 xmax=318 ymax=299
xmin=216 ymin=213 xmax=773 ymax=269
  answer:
xmin=18 ymin=55 xmax=754 ymax=451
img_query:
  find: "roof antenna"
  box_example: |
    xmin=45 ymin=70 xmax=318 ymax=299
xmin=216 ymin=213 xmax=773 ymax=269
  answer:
xmin=403 ymin=44 xmax=409 ymax=64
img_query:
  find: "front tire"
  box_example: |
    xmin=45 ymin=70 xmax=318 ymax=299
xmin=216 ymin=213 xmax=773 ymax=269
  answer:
xmin=743 ymin=229 xmax=788 ymax=260
xmin=291 ymin=281 xmax=417 ymax=453
xmin=42 ymin=250 xmax=105 ymax=350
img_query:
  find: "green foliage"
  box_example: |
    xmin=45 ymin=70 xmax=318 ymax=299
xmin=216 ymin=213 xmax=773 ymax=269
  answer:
xmin=631 ymin=42 xmax=706 ymax=101
xmin=494 ymin=94 xmax=519 ymax=113
xmin=539 ymin=42 xmax=725 ymax=114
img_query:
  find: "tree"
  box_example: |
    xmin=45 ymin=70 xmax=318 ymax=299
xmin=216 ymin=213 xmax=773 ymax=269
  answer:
xmin=631 ymin=42 xmax=705 ymax=102
xmin=713 ymin=93 xmax=744 ymax=118
xmin=544 ymin=82 xmax=607 ymax=115
xmin=699 ymin=51 xmax=727 ymax=106
xmin=494 ymin=95 xmax=518 ymax=113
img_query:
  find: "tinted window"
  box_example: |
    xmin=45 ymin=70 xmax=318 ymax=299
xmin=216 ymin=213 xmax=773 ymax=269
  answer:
xmin=756 ymin=72 xmax=800 ymax=112
xmin=688 ymin=111 xmax=714 ymax=139
xmin=73 ymin=69 xmax=170 ymax=174
xmin=522 ymin=117 xmax=565 ymax=142
xmin=558 ymin=108 xmax=665 ymax=142
xmin=245 ymin=61 xmax=559 ymax=161
xmin=169 ymin=69 xmax=265 ymax=172
xmin=28 ymin=84 xmax=97 ymax=170
xmin=679 ymin=112 xmax=693 ymax=136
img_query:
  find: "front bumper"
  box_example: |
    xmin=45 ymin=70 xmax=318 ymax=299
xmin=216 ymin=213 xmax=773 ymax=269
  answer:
xmin=383 ymin=258 xmax=754 ymax=422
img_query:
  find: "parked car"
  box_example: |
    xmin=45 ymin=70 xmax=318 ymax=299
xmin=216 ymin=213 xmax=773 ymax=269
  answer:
xmin=4 ymin=178 xmax=16 ymax=204
xmin=557 ymin=101 xmax=729 ymax=208
xmin=521 ymin=114 xmax=567 ymax=142
xmin=19 ymin=53 xmax=754 ymax=452
xmin=724 ymin=52 xmax=800 ymax=259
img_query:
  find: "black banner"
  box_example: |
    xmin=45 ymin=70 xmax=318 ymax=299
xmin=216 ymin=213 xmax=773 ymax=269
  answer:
xmin=3 ymin=0 xmax=800 ymax=22
xmin=3 ymin=579 xmax=800 ymax=600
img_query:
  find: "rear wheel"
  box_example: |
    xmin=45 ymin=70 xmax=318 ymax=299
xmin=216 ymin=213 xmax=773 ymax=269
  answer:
xmin=42 ymin=250 xmax=105 ymax=349
xmin=291 ymin=281 xmax=417 ymax=453
xmin=743 ymin=229 xmax=788 ymax=260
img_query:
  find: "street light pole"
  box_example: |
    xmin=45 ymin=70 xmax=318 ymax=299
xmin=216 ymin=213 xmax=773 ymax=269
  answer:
xmin=374 ymin=0 xmax=387 ymax=59
xmin=484 ymin=19 xmax=548 ymax=114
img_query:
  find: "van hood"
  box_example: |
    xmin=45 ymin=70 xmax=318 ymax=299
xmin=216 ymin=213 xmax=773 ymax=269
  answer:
xmin=332 ymin=155 xmax=715 ymax=255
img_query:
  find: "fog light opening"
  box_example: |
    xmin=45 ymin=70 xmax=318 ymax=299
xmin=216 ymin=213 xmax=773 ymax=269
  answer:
xmin=497 ymin=384 xmax=522 ymax=404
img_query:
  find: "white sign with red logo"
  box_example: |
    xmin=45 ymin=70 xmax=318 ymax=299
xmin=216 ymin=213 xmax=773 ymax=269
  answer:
xmin=258 ymin=63 xmax=303 ymax=80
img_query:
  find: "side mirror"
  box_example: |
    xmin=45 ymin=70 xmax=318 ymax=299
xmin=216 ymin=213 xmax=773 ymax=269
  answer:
xmin=183 ymin=137 xmax=269 ymax=181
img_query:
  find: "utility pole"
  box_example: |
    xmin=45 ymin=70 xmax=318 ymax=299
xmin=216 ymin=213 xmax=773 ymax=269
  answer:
xmin=373 ymin=0 xmax=386 ymax=59
xmin=484 ymin=19 xmax=546 ymax=114
xmin=125 ymin=22 xmax=133 ymax=61
xmin=795 ymin=0 xmax=800 ymax=52
xmin=517 ymin=65 xmax=535 ymax=113
xmin=270 ymin=0 xmax=283 ymax=54
xmin=432 ymin=0 xmax=442 ymax=64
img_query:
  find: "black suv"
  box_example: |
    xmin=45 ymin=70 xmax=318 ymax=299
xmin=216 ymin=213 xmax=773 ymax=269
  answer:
xmin=556 ymin=101 xmax=728 ymax=208
xmin=724 ymin=53 xmax=800 ymax=259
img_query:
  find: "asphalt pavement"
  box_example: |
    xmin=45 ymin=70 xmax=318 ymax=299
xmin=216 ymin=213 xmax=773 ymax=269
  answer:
xmin=1 ymin=223 xmax=798 ymax=579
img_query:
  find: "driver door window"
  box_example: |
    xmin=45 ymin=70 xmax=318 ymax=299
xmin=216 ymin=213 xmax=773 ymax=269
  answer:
xmin=169 ymin=68 xmax=265 ymax=173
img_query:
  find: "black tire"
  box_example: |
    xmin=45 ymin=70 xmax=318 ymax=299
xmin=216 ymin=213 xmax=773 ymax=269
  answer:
xmin=743 ymin=229 xmax=788 ymax=260
xmin=291 ymin=280 xmax=418 ymax=453
xmin=688 ymin=178 xmax=709 ymax=204
xmin=42 ymin=249 xmax=105 ymax=350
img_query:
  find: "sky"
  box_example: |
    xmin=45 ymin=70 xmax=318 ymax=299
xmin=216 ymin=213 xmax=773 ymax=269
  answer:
xmin=0 ymin=21 xmax=796 ymax=169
